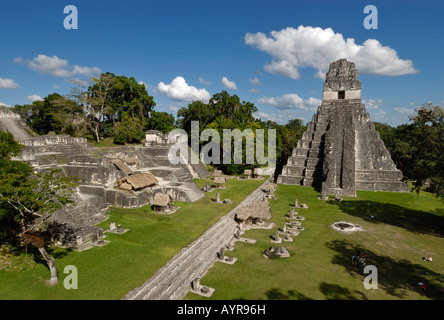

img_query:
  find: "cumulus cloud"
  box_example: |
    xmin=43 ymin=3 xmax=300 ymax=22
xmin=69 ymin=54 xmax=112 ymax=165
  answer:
xmin=254 ymin=110 xmax=305 ymax=125
xmin=199 ymin=76 xmax=211 ymax=85
xmin=15 ymin=54 xmax=101 ymax=77
xmin=371 ymin=110 xmax=386 ymax=120
xmin=169 ymin=105 xmax=179 ymax=112
xmin=257 ymin=93 xmax=319 ymax=111
xmin=245 ymin=25 xmax=418 ymax=79
xmin=26 ymin=95 xmax=43 ymax=102
xmin=394 ymin=107 xmax=415 ymax=115
xmin=362 ymin=98 xmax=383 ymax=109
xmin=249 ymin=77 xmax=261 ymax=86
xmin=157 ymin=76 xmax=211 ymax=102
xmin=0 ymin=77 xmax=19 ymax=89
xmin=221 ymin=77 xmax=238 ymax=90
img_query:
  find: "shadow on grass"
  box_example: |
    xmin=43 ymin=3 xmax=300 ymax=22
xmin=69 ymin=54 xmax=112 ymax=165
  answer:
xmin=265 ymin=288 xmax=313 ymax=300
xmin=26 ymin=246 xmax=71 ymax=269
xmin=328 ymin=200 xmax=444 ymax=237
xmin=319 ymin=283 xmax=368 ymax=300
xmin=325 ymin=239 xmax=444 ymax=299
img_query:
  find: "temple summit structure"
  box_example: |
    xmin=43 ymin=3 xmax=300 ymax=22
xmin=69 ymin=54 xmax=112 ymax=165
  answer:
xmin=277 ymin=59 xmax=409 ymax=197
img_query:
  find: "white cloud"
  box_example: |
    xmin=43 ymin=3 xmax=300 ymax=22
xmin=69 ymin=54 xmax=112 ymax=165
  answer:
xmin=0 ymin=77 xmax=19 ymax=89
xmin=69 ymin=78 xmax=89 ymax=87
xmin=169 ymin=105 xmax=179 ymax=112
xmin=138 ymin=81 xmax=151 ymax=90
xmin=253 ymin=110 xmax=305 ymax=125
xmin=362 ymin=98 xmax=383 ymax=109
xmin=16 ymin=54 xmax=101 ymax=77
xmin=371 ymin=110 xmax=386 ymax=120
xmin=249 ymin=77 xmax=261 ymax=86
xmin=394 ymin=107 xmax=415 ymax=115
xmin=221 ymin=77 xmax=238 ymax=90
xmin=305 ymin=97 xmax=322 ymax=107
xmin=198 ymin=77 xmax=211 ymax=85
xmin=157 ymin=76 xmax=211 ymax=102
xmin=53 ymin=84 xmax=60 ymax=89
xmin=257 ymin=93 xmax=319 ymax=111
xmin=27 ymin=95 xmax=43 ymax=102
xmin=245 ymin=25 xmax=418 ymax=79
xmin=250 ymin=88 xmax=260 ymax=93
xmin=254 ymin=111 xmax=282 ymax=123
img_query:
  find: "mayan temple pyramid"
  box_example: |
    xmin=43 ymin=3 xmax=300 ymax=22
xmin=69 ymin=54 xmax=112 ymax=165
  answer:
xmin=277 ymin=59 xmax=409 ymax=197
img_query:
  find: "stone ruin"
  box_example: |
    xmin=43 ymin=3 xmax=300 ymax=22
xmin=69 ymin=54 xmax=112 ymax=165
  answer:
xmin=235 ymin=200 xmax=273 ymax=230
xmin=277 ymin=59 xmax=409 ymax=197
xmin=0 ymin=110 xmax=211 ymax=250
xmin=263 ymin=246 xmax=290 ymax=259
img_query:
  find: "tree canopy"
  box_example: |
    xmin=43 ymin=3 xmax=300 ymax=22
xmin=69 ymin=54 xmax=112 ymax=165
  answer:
xmin=375 ymin=103 xmax=444 ymax=197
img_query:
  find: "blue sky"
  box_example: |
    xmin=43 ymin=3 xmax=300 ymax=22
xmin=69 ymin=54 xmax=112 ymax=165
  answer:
xmin=0 ymin=0 xmax=443 ymax=126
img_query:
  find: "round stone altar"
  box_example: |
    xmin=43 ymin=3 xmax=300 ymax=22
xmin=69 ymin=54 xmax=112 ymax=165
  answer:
xmin=330 ymin=221 xmax=363 ymax=233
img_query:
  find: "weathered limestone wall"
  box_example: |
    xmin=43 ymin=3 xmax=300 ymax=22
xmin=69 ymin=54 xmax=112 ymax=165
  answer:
xmin=0 ymin=105 xmax=20 ymax=119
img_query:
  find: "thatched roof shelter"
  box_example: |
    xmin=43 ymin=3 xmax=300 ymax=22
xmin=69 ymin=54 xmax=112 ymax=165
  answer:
xmin=153 ymin=193 xmax=171 ymax=207
xmin=111 ymin=158 xmax=133 ymax=175
xmin=116 ymin=172 xmax=158 ymax=190
xmin=236 ymin=201 xmax=271 ymax=221
xmin=261 ymin=184 xmax=276 ymax=193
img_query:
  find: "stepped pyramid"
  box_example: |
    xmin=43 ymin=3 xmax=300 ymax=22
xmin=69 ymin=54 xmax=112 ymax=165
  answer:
xmin=277 ymin=59 xmax=409 ymax=196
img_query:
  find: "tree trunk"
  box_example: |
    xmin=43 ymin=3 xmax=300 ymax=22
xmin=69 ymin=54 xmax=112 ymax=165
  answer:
xmin=38 ymin=247 xmax=58 ymax=285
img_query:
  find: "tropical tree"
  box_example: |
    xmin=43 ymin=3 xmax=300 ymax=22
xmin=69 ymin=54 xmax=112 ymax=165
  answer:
xmin=0 ymin=131 xmax=79 ymax=284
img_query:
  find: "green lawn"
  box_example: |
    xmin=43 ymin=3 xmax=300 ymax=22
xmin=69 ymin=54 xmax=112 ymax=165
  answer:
xmin=0 ymin=178 xmax=264 ymax=300
xmin=184 ymin=185 xmax=444 ymax=300
xmin=1 ymin=179 xmax=443 ymax=300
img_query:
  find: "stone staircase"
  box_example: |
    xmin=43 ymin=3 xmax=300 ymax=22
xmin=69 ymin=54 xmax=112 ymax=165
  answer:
xmin=177 ymin=182 xmax=205 ymax=202
xmin=123 ymin=179 xmax=270 ymax=300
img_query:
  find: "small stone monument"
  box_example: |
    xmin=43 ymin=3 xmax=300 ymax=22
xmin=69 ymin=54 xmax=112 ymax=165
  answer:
xmin=215 ymin=191 xmax=220 ymax=203
xmin=191 ymin=278 xmax=200 ymax=291
xmin=202 ymin=182 xmax=212 ymax=192
xmin=335 ymin=192 xmax=343 ymax=202
xmin=318 ymin=190 xmax=329 ymax=200
xmin=109 ymin=222 xmax=116 ymax=231
xmin=271 ymin=230 xmax=282 ymax=243
xmin=218 ymin=247 xmax=224 ymax=260
xmin=76 ymin=236 xmax=83 ymax=247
